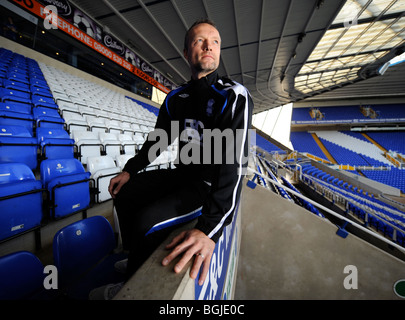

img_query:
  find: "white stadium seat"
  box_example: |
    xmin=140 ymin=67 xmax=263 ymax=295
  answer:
xmin=87 ymin=156 xmax=120 ymax=203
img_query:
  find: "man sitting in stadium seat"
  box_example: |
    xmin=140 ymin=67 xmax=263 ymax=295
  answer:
xmin=91 ymin=18 xmax=253 ymax=300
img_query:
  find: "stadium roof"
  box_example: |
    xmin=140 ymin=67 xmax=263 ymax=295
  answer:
xmin=70 ymin=0 xmax=405 ymax=113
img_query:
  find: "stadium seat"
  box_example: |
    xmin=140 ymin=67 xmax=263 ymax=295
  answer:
xmin=120 ymin=121 xmax=135 ymax=136
xmin=63 ymin=112 xmax=89 ymax=132
xmin=131 ymin=123 xmax=143 ymax=135
xmin=118 ymin=134 xmax=137 ymax=155
xmin=99 ymin=132 xmax=122 ymax=158
xmin=55 ymin=95 xmax=76 ymax=111
xmin=32 ymin=95 xmax=58 ymax=109
xmin=0 ymin=101 xmax=32 ymax=115
xmin=33 ymin=106 xmax=64 ymax=129
xmin=0 ymin=125 xmax=38 ymax=170
xmin=79 ymin=105 xmax=97 ymax=117
xmin=0 ymin=163 xmax=43 ymax=242
xmin=115 ymin=154 xmax=133 ymax=170
xmin=87 ymin=156 xmax=120 ymax=203
xmin=0 ymin=109 xmax=35 ymax=135
xmin=86 ymin=115 xmax=107 ymax=133
xmin=0 ymin=88 xmax=31 ymax=105
xmin=31 ymin=86 xmax=53 ymax=99
xmin=0 ymin=251 xmax=46 ymax=300
xmin=37 ymin=128 xmax=75 ymax=160
xmin=105 ymin=119 xmax=122 ymax=135
xmin=71 ymin=130 xmax=102 ymax=164
xmin=3 ymin=79 xmax=30 ymax=94
xmin=133 ymin=134 xmax=145 ymax=150
xmin=40 ymin=158 xmax=91 ymax=219
xmin=53 ymin=215 xmax=126 ymax=299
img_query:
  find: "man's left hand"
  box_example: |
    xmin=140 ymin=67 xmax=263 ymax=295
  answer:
xmin=162 ymin=229 xmax=215 ymax=285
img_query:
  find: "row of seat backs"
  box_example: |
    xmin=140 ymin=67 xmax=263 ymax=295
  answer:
xmin=0 ymin=52 xmax=52 ymax=98
xmin=0 ymin=123 xmax=141 ymax=170
xmin=0 ymin=125 xmax=74 ymax=169
xmin=0 ymin=159 xmax=91 ymax=241
xmin=0 ymin=101 xmax=65 ymax=135
xmin=0 ymin=87 xmax=57 ymax=108
xmin=0 ymin=215 xmax=122 ymax=300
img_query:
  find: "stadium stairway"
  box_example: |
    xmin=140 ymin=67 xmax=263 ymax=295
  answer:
xmin=310 ymin=133 xmax=337 ymax=164
xmin=235 ymin=181 xmax=405 ymax=300
xmin=361 ymin=133 xmax=387 ymax=153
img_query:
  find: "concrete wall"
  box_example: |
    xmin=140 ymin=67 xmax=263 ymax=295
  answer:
xmin=235 ymin=182 xmax=405 ymax=300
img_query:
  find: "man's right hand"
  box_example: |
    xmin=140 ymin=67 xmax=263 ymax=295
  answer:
xmin=108 ymin=171 xmax=130 ymax=198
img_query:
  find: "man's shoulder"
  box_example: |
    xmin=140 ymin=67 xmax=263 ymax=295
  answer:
xmin=165 ymin=83 xmax=190 ymax=103
xmin=216 ymin=76 xmax=251 ymax=97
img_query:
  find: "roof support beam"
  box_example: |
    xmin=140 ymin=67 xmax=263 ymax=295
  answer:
xmin=101 ymin=0 xmax=188 ymax=83
xmin=136 ymin=0 xmax=189 ymax=67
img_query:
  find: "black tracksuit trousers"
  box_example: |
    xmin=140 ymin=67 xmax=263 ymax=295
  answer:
xmin=113 ymin=167 xmax=210 ymax=279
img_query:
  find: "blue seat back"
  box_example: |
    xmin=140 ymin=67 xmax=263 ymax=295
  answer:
xmin=0 ymin=162 xmax=35 ymax=184
xmin=0 ymin=251 xmax=45 ymax=300
xmin=32 ymin=95 xmax=58 ymax=109
xmin=35 ymin=114 xmax=65 ymax=130
xmin=37 ymin=127 xmax=71 ymax=143
xmin=53 ymin=216 xmax=116 ymax=283
xmin=33 ymin=107 xmax=61 ymax=120
xmin=40 ymin=158 xmax=90 ymax=218
xmin=0 ymin=124 xmax=32 ymax=137
xmin=0 ymin=111 xmax=34 ymax=134
xmin=37 ymin=127 xmax=74 ymax=159
xmin=0 ymin=163 xmax=43 ymax=241
xmin=3 ymin=79 xmax=30 ymax=93
xmin=40 ymin=158 xmax=85 ymax=187
xmin=0 ymin=125 xmax=38 ymax=170
xmin=31 ymin=87 xmax=53 ymax=98
xmin=31 ymin=79 xmax=49 ymax=89
xmin=0 ymin=101 xmax=32 ymax=115
xmin=2 ymin=88 xmax=31 ymax=100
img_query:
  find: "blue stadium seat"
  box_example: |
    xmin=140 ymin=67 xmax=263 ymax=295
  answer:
xmin=3 ymin=79 xmax=31 ymax=94
xmin=37 ymin=128 xmax=75 ymax=160
xmin=0 ymin=125 xmax=38 ymax=170
xmin=0 ymin=88 xmax=31 ymax=105
xmin=0 ymin=163 xmax=43 ymax=242
xmin=53 ymin=215 xmax=126 ymax=299
xmin=30 ymin=78 xmax=49 ymax=90
xmin=32 ymin=95 xmax=58 ymax=109
xmin=33 ymin=107 xmax=65 ymax=129
xmin=31 ymin=86 xmax=53 ymax=99
xmin=40 ymin=158 xmax=91 ymax=219
xmin=6 ymin=72 xmax=29 ymax=86
xmin=0 ymin=101 xmax=32 ymax=115
xmin=0 ymin=109 xmax=34 ymax=134
xmin=0 ymin=251 xmax=46 ymax=300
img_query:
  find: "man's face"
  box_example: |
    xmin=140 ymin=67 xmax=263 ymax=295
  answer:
xmin=184 ymin=23 xmax=221 ymax=79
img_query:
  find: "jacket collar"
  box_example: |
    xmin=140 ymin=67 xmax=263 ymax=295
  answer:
xmin=189 ymin=70 xmax=219 ymax=87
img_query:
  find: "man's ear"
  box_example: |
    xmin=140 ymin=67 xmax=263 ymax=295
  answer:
xmin=183 ymin=48 xmax=188 ymax=60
